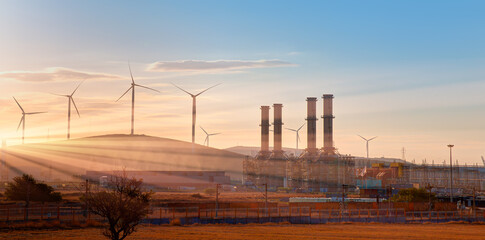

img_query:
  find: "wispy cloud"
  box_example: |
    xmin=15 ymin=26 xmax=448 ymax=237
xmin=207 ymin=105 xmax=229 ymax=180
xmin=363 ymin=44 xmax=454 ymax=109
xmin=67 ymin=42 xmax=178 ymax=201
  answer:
xmin=147 ymin=59 xmax=296 ymax=73
xmin=0 ymin=67 xmax=123 ymax=82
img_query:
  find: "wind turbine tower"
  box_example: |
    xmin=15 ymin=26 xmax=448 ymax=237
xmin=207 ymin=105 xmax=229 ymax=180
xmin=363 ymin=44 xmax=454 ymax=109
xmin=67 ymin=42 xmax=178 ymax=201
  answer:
xmin=358 ymin=135 xmax=377 ymax=158
xmin=200 ymin=126 xmax=220 ymax=147
xmin=286 ymin=123 xmax=305 ymax=154
xmin=117 ymin=64 xmax=160 ymax=135
xmin=52 ymin=81 xmax=83 ymax=139
xmin=172 ymin=83 xmax=221 ymax=143
xmin=13 ymin=97 xmax=47 ymax=144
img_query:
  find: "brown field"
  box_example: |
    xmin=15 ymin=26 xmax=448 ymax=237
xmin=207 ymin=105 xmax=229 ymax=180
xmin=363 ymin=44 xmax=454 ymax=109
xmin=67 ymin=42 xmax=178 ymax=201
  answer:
xmin=1 ymin=223 xmax=484 ymax=240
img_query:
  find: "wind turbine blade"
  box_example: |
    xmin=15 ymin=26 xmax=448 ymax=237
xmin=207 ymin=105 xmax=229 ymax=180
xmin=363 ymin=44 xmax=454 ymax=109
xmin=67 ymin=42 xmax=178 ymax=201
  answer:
xmin=13 ymin=97 xmax=24 ymax=113
xmin=128 ymin=63 xmax=135 ymax=84
xmin=26 ymin=112 xmax=47 ymax=115
xmin=71 ymin=97 xmax=80 ymax=117
xmin=297 ymin=134 xmax=301 ymax=143
xmin=368 ymin=136 xmax=378 ymax=141
xmin=135 ymin=84 xmax=160 ymax=93
xmin=17 ymin=116 xmax=24 ymax=131
xmin=297 ymin=123 xmax=306 ymax=131
xmin=71 ymin=80 xmax=84 ymax=96
xmin=285 ymin=128 xmax=297 ymax=132
xmin=171 ymin=82 xmax=194 ymax=96
xmin=195 ymin=83 xmax=221 ymax=97
xmin=204 ymin=136 xmax=208 ymax=145
xmin=357 ymin=135 xmax=367 ymax=141
xmin=199 ymin=126 xmax=208 ymax=135
xmin=116 ymin=86 xmax=133 ymax=102
xmin=51 ymin=93 xmax=69 ymax=97
xmin=210 ymin=133 xmax=221 ymax=136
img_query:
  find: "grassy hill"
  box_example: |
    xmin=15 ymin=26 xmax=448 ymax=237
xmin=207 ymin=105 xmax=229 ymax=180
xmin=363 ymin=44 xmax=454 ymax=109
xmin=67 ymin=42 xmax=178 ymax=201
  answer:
xmin=1 ymin=134 xmax=245 ymax=182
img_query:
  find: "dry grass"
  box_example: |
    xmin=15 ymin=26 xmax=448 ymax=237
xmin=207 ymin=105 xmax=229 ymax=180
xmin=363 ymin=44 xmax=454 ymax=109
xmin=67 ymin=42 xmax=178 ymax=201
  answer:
xmin=1 ymin=223 xmax=485 ymax=240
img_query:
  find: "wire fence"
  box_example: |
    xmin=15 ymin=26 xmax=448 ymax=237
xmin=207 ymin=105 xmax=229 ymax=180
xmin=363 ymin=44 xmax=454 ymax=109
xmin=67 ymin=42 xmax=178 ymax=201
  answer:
xmin=0 ymin=206 xmax=483 ymax=225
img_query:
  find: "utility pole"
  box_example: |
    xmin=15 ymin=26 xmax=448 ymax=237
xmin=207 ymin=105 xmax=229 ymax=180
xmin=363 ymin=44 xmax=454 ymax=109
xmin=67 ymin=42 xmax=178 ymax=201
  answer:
xmin=263 ymin=183 xmax=268 ymax=212
xmin=85 ymin=179 xmax=89 ymax=217
xmin=215 ymin=184 xmax=220 ymax=217
xmin=447 ymin=144 xmax=454 ymax=203
xmin=426 ymin=183 xmax=433 ymax=211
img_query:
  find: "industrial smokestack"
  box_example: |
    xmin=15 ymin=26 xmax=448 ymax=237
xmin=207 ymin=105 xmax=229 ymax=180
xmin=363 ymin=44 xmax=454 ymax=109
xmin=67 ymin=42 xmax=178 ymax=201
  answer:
xmin=260 ymin=106 xmax=270 ymax=153
xmin=272 ymin=104 xmax=283 ymax=156
xmin=322 ymin=94 xmax=335 ymax=155
xmin=306 ymin=97 xmax=318 ymax=154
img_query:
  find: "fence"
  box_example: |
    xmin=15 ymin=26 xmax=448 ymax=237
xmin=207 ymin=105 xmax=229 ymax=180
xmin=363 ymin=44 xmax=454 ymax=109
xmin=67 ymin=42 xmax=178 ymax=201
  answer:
xmin=0 ymin=206 xmax=483 ymax=225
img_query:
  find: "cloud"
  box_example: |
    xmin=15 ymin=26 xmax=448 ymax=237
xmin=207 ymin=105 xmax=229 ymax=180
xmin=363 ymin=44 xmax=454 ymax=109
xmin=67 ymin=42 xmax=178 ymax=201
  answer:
xmin=0 ymin=67 xmax=123 ymax=82
xmin=147 ymin=59 xmax=296 ymax=73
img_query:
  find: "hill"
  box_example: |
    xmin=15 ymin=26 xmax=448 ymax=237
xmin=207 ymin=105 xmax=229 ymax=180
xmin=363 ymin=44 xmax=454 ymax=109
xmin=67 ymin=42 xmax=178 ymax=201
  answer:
xmin=0 ymin=134 xmax=246 ymax=182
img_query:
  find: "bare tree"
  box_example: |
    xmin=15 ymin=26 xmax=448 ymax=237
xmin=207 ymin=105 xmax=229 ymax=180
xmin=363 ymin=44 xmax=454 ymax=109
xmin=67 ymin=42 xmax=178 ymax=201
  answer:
xmin=84 ymin=173 xmax=152 ymax=240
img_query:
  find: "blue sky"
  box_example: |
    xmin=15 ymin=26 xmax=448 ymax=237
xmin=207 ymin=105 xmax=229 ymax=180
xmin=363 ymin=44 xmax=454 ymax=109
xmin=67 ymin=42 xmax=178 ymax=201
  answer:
xmin=0 ymin=1 xmax=484 ymax=164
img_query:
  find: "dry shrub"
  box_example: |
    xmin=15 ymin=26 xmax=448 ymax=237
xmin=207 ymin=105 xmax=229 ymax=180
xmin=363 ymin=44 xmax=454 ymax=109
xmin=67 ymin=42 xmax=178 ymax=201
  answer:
xmin=69 ymin=220 xmax=82 ymax=228
xmin=84 ymin=219 xmax=104 ymax=227
xmin=444 ymin=221 xmax=469 ymax=224
xmin=170 ymin=218 xmax=182 ymax=226
xmin=260 ymin=222 xmax=278 ymax=226
xmin=191 ymin=193 xmax=205 ymax=199
xmin=278 ymin=221 xmax=291 ymax=225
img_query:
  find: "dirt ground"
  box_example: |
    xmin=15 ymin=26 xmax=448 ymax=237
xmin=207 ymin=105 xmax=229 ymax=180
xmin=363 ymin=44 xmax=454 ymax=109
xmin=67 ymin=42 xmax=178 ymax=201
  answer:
xmin=1 ymin=223 xmax=484 ymax=240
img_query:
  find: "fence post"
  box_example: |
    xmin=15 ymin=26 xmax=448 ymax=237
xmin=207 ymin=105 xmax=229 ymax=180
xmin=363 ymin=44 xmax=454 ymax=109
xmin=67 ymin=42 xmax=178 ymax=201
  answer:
xmin=6 ymin=208 xmax=9 ymax=222
xmin=198 ymin=207 xmax=201 ymax=219
xmin=41 ymin=205 xmax=44 ymax=221
xmin=234 ymin=209 xmax=237 ymax=219
xmin=368 ymin=209 xmax=370 ymax=219
xmin=57 ymin=206 xmax=60 ymax=220
xmin=172 ymin=207 xmax=175 ymax=220
xmin=160 ymin=208 xmax=162 ymax=219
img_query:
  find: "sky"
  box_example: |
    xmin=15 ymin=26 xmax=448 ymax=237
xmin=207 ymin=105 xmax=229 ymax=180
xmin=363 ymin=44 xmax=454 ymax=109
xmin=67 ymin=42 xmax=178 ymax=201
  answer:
xmin=0 ymin=0 xmax=484 ymax=165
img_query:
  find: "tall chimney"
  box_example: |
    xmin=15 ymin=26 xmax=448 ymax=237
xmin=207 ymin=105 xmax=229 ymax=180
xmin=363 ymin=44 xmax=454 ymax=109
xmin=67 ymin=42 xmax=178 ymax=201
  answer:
xmin=260 ymin=106 xmax=270 ymax=153
xmin=322 ymin=94 xmax=335 ymax=155
xmin=306 ymin=97 xmax=318 ymax=153
xmin=272 ymin=104 xmax=283 ymax=156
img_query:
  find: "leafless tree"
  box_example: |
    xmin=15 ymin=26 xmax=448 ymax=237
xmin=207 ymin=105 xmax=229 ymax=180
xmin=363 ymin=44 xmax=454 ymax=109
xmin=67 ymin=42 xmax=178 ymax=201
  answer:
xmin=84 ymin=173 xmax=152 ymax=240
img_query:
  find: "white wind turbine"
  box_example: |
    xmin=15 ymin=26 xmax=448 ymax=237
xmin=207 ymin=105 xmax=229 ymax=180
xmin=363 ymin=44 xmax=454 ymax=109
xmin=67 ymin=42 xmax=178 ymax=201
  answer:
xmin=116 ymin=64 xmax=160 ymax=135
xmin=200 ymin=126 xmax=220 ymax=147
xmin=358 ymin=135 xmax=377 ymax=159
xmin=286 ymin=123 xmax=305 ymax=153
xmin=13 ymin=97 xmax=47 ymax=144
xmin=52 ymin=81 xmax=83 ymax=139
xmin=171 ymin=83 xmax=221 ymax=143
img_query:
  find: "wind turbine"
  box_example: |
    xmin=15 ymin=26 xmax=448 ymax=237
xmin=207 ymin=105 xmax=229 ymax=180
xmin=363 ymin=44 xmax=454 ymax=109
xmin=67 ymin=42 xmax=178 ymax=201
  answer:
xmin=358 ymin=135 xmax=377 ymax=159
xmin=52 ymin=81 xmax=83 ymax=139
xmin=171 ymin=83 xmax=221 ymax=143
xmin=200 ymin=126 xmax=220 ymax=147
xmin=116 ymin=64 xmax=160 ymax=135
xmin=286 ymin=123 xmax=305 ymax=153
xmin=13 ymin=97 xmax=47 ymax=144
xmin=481 ymin=156 xmax=485 ymax=167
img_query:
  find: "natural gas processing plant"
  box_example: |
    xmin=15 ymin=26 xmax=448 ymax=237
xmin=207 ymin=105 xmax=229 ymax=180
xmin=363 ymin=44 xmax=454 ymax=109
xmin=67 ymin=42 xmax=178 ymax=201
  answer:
xmin=243 ymin=94 xmax=485 ymax=196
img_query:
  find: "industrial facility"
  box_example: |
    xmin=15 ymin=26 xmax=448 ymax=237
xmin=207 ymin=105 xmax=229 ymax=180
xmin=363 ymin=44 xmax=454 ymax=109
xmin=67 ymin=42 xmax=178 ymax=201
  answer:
xmin=243 ymin=95 xmax=485 ymax=195
xmin=243 ymin=95 xmax=355 ymax=192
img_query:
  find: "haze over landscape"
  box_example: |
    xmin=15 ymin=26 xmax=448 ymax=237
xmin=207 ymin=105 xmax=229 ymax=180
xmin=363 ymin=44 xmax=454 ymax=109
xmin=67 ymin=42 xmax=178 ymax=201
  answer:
xmin=1 ymin=1 xmax=485 ymax=164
